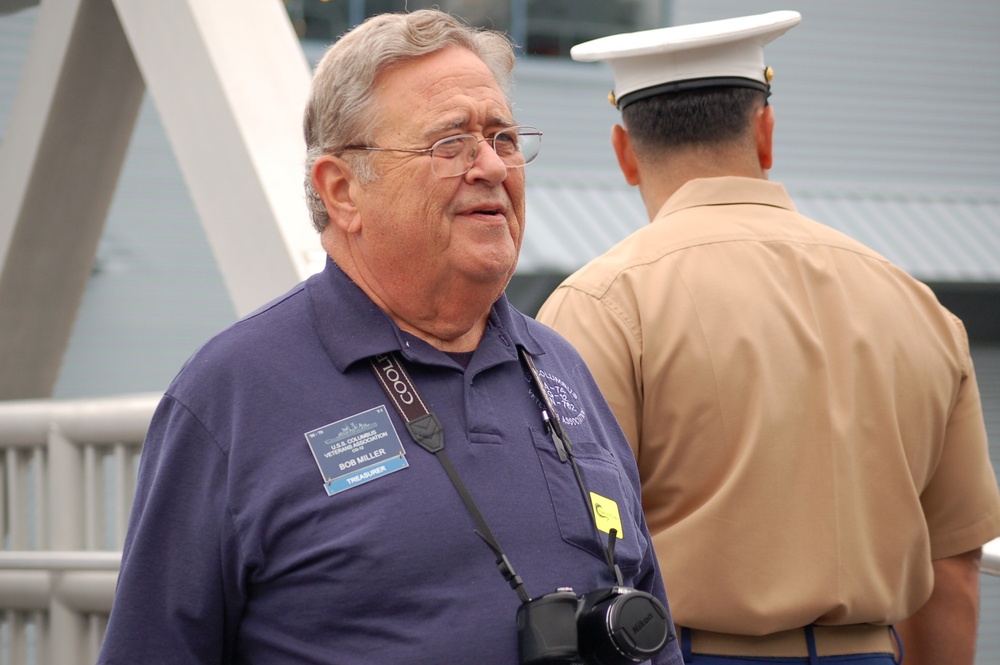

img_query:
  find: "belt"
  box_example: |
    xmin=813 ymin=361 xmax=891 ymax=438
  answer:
xmin=680 ymin=624 xmax=896 ymax=658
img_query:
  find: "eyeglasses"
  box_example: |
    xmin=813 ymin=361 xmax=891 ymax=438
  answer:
xmin=340 ymin=125 xmax=542 ymax=178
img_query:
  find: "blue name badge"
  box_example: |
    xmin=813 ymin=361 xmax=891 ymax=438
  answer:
xmin=304 ymin=405 xmax=408 ymax=496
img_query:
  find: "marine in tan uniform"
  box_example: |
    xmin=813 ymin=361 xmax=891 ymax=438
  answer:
xmin=536 ymin=11 xmax=1000 ymax=665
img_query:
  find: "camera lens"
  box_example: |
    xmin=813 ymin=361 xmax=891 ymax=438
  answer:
xmin=517 ymin=589 xmax=580 ymax=664
xmin=578 ymin=589 xmax=669 ymax=665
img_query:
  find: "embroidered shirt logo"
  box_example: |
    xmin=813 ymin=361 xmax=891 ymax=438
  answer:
xmin=530 ymin=368 xmax=586 ymax=427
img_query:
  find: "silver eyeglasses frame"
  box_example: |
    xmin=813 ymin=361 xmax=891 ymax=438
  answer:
xmin=340 ymin=125 xmax=542 ymax=178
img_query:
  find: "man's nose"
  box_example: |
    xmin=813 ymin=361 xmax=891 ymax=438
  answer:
xmin=464 ymin=138 xmax=508 ymax=184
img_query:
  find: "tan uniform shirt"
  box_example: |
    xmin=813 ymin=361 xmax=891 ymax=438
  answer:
xmin=536 ymin=176 xmax=1000 ymax=635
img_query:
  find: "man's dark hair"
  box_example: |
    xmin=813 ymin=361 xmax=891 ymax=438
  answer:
xmin=622 ymin=87 xmax=767 ymax=155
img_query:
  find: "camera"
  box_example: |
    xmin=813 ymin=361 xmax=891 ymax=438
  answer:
xmin=517 ymin=586 xmax=671 ymax=664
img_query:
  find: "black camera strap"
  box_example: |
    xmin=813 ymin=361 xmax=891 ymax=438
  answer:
xmin=369 ymin=348 xmax=623 ymax=602
xmin=518 ymin=348 xmax=624 ymax=587
xmin=370 ymin=352 xmax=529 ymax=603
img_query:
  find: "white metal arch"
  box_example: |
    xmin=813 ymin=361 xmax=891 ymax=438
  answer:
xmin=0 ymin=0 xmax=316 ymax=399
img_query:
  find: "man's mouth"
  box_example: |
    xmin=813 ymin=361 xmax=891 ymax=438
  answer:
xmin=461 ymin=204 xmax=505 ymax=218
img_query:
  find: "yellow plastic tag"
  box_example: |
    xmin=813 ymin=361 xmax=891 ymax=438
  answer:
xmin=590 ymin=492 xmax=623 ymax=539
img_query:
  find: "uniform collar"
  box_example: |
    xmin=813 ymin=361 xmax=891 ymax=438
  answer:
xmin=306 ymin=258 xmax=543 ymax=373
xmin=654 ymin=176 xmax=797 ymax=223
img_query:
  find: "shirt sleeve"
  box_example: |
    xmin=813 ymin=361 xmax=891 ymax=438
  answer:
xmin=536 ymin=285 xmax=644 ymax=457
xmin=920 ymin=319 xmax=1000 ymax=559
xmin=97 ymin=395 xmax=246 ymax=665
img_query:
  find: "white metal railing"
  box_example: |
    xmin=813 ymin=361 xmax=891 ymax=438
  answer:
xmin=0 ymin=394 xmax=998 ymax=665
xmin=0 ymin=393 xmax=158 ymax=665
xmin=985 ymin=537 xmax=1000 ymax=576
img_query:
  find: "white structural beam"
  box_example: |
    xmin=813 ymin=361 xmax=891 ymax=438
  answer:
xmin=0 ymin=0 xmax=317 ymax=399
xmin=111 ymin=0 xmax=317 ymax=315
xmin=0 ymin=0 xmax=145 ymax=400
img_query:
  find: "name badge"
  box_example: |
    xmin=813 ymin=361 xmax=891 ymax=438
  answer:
xmin=305 ymin=405 xmax=408 ymax=496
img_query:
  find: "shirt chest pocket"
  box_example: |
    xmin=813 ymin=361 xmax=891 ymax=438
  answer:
xmin=530 ymin=428 xmax=647 ymax=578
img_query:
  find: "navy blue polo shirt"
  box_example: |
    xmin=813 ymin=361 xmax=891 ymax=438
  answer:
xmin=98 ymin=259 xmax=681 ymax=665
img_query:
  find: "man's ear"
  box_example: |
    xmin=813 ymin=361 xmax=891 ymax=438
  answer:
xmin=611 ymin=124 xmax=641 ymax=186
xmin=754 ymin=105 xmax=775 ymax=171
xmin=312 ymin=155 xmax=362 ymax=234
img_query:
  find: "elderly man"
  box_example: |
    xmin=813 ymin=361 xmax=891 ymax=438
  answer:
xmin=97 ymin=9 xmax=681 ymax=665
xmin=537 ymin=11 xmax=1000 ymax=665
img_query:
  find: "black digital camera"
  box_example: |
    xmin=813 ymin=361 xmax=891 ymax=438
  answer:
xmin=517 ymin=586 xmax=671 ymax=664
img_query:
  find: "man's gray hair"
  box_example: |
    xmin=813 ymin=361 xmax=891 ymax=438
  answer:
xmin=303 ymin=9 xmax=517 ymax=232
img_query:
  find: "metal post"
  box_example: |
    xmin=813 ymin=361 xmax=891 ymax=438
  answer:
xmin=48 ymin=425 xmax=85 ymax=665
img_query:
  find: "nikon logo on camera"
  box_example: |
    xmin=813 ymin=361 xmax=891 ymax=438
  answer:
xmin=633 ymin=611 xmax=654 ymax=633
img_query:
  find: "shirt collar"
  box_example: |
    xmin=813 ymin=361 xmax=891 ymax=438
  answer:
xmin=655 ymin=176 xmax=797 ymax=222
xmin=306 ymin=258 xmax=543 ymax=373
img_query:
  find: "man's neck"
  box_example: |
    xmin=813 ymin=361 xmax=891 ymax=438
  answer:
xmin=397 ymin=314 xmax=490 ymax=353
xmin=638 ymin=148 xmax=767 ymax=221
xmin=328 ymin=249 xmax=499 ymax=353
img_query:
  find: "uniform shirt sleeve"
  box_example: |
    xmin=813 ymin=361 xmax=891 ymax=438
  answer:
xmin=920 ymin=316 xmax=1000 ymax=559
xmin=97 ymin=394 xmax=247 ymax=665
xmin=536 ymin=285 xmax=643 ymax=457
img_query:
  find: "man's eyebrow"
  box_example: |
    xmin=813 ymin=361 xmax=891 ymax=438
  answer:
xmin=423 ymin=114 xmax=516 ymax=138
xmin=484 ymin=112 xmax=517 ymax=130
xmin=418 ymin=118 xmax=466 ymax=140
xmin=490 ymin=116 xmax=517 ymax=129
